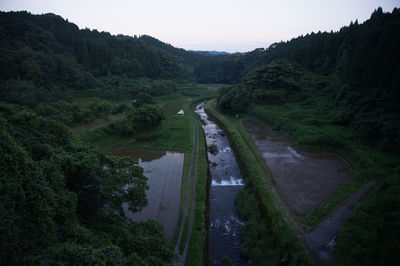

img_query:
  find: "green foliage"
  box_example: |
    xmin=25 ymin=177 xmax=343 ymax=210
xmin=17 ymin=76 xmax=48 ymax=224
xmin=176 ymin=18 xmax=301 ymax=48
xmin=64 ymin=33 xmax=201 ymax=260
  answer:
xmin=218 ymin=85 xmax=250 ymax=114
xmin=236 ymin=190 xmax=279 ymax=266
xmin=32 ymin=99 xmax=127 ymax=128
xmin=0 ymin=11 xmax=187 ymax=81
xmin=134 ymin=92 xmax=155 ymax=107
xmin=79 ymin=104 xmax=165 ymax=143
xmin=210 ymin=9 xmax=400 ymax=152
xmin=335 ymin=175 xmax=400 ymax=266
xmin=127 ymin=104 xmax=165 ymax=130
xmin=0 ymin=102 xmax=172 ymax=265
xmin=218 ymin=60 xmax=329 ymax=114
xmin=208 ymin=144 xmax=218 ymax=154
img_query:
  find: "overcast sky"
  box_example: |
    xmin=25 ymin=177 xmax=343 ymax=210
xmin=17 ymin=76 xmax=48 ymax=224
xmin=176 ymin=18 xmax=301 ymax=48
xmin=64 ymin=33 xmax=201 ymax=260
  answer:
xmin=1 ymin=0 xmax=399 ymax=52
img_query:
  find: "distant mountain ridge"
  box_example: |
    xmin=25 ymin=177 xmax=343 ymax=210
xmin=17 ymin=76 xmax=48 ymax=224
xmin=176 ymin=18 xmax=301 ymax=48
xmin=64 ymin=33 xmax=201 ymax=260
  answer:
xmin=189 ymin=50 xmax=231 ymax=56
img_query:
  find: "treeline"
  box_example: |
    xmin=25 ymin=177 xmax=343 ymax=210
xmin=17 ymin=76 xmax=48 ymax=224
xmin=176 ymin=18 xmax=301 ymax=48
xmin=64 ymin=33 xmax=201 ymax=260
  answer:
xmin=34 ymin=99 xmax=128 ymax=126
xmin=0 ymin=11 xmax=186 ymax=81
xmin=195 ymin=8 xmax=400 ymax=85
xmin=79 ymin=104 xmax=165 ymax=143
xmin=0 ymin=11 xmax=186 ymax=111
xmin=217 ymin=8 xmax=400 ymax=153
xmin=0 ymin=102 xmax=172 ymax=265
xmin=218 ymin=59 xmax=330 ymax=113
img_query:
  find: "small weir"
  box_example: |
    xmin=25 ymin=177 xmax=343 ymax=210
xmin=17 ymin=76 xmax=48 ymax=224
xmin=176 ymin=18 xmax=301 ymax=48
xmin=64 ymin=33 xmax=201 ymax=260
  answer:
xmin=195 ymin=103 xmax=247 ymax=266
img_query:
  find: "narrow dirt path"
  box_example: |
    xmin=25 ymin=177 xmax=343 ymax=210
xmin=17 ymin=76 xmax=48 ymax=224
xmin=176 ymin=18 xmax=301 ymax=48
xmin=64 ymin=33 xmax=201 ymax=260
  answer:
xmin=173 ymin=112 xmax=200 ymax=266
xmin=302 ymin=182 xmax=374 ymax=266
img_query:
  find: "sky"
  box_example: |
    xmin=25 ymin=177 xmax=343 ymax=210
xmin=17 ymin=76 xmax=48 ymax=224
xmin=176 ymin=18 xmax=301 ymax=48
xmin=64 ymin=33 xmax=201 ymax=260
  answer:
xmin=1 ymin=0 xmax=399 ymax=52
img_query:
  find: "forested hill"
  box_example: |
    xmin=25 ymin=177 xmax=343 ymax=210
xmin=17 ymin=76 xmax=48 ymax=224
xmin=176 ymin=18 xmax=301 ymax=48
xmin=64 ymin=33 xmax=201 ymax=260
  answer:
xmin=213 ymin=8 xmax=400 ymax=153
xmin=195 ymin=7 xmax=400 ymax=84
xmin=0 ymin=11 xmax=191 ymax=83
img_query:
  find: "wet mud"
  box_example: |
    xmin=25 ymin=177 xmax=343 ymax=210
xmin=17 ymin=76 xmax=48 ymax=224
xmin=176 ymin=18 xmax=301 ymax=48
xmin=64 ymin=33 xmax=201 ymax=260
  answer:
xmin=242 ymin=119 xmax=349 ymax=214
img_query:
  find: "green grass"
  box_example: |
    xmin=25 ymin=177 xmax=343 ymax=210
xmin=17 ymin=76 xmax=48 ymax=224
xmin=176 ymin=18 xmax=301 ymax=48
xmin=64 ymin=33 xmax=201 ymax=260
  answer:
xmin=158 ymin=95 xmax=190 ymax=116
xmin=131 ymin=115 xmax=192 ymax=152
xmin=184 ymin=105 xmax=209 ymax=266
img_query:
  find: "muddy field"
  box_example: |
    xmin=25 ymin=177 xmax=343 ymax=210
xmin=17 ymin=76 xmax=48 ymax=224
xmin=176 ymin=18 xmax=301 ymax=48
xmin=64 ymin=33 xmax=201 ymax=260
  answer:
xmin=111 ymin=146 xmax=184 ymax=241
xmin=243 ymin=119 xmax=349 ymax=214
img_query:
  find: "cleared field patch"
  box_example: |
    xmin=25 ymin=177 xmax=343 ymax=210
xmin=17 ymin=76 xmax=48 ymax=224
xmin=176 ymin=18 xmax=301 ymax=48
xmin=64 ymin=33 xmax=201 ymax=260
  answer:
xmin=158 ymin=94 xmax=190 ymax=116
xmin=71 ymin=114 xmax=125 ymax=132
xmin=242 ymin=119 xmax=349 ymax=214
xmin=111 ymin=146 xmax=184 ymax=241
xmin=201 ymin=84 xmax=228 ymax=90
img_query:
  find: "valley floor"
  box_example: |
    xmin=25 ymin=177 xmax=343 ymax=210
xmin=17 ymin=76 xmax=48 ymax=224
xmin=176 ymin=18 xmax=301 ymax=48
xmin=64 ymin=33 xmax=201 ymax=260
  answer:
xmin=71 ymin=84 xmax=216 ymax=266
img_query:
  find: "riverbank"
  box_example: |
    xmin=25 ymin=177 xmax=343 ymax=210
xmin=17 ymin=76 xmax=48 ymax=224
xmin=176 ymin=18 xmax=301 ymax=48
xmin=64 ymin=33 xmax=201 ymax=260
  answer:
xmin=205 ymin=100 xmax=311 ymax=265
xmin=211 ymin=97 xmax=400 ymax=265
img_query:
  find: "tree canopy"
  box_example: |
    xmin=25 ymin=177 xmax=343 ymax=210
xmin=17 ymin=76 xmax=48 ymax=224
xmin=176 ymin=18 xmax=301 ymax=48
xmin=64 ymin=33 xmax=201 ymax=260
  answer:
xmin=0 ymin=102 xmax=172 ymax=265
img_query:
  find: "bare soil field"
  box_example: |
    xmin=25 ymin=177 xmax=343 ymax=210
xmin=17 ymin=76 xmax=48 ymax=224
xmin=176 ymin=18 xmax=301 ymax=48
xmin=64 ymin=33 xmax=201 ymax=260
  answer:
xmin=242 ymin=119 xmax=349 ymax=214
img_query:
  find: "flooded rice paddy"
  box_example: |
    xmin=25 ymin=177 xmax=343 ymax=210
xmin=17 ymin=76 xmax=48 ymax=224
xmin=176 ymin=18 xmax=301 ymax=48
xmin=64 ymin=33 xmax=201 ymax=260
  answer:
xmin=195 ymin=103 xmax=247 ymax=266
xmin=242 ymin=119 xmax=349 ymax=214
xmin=111 ymin=146 xmax=184 ymax=241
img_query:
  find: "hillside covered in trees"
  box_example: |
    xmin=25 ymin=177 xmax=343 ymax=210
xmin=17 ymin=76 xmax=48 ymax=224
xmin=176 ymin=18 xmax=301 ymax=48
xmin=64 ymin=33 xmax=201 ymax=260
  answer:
xmin=0 ymin=11 xmax=179 ymax=265
xmin=0 ymin=7 xmax=399 ymax=266
xmin=217 ymin=8 xmax=400 ymax=154
xmin=0 ymin=11 xmax=212 ymax=109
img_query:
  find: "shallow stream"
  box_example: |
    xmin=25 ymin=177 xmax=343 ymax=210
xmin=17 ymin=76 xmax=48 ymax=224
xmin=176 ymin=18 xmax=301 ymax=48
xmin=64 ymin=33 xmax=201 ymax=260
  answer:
xmin=195 ymin=103 xmax=247 ymax=266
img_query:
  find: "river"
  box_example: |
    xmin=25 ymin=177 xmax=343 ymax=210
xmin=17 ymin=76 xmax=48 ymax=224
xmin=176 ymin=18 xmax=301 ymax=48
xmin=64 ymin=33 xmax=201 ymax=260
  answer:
xmin=195 ymin=103 xmax=247 ymax=266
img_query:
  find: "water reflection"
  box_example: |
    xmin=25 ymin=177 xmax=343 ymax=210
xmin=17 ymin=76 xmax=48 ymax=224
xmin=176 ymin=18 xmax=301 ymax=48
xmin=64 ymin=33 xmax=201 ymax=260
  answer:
xmin=111 ymin=146 xmax=184 ymax=241
xmin=111 ymin=146 xmax=167 ymax=162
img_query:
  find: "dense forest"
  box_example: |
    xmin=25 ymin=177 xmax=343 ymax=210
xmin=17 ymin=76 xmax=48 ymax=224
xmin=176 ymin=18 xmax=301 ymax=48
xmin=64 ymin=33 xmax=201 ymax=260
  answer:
xmin=1 ymin=7 xmax=400 ymax=265
xmin=0 ymin=11 xmax=208 ymax=110
xmin=217 ymin=8 xmax=400 ymax=154
xmin=0 ymin=102 xmax=172 ymax=265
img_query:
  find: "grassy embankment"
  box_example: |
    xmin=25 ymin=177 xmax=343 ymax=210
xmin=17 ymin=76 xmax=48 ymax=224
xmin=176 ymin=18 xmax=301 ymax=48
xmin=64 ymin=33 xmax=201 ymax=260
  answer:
xmin=206 ymin=99 xmax=311 ymax=266
xmin=184 ymin=133 xmax=208 ymax=266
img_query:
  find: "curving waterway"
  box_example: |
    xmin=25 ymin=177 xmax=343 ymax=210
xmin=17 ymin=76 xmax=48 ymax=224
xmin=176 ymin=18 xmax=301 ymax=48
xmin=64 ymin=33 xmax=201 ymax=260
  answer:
xmin=195 ymin=103 xmax=247 ymax=266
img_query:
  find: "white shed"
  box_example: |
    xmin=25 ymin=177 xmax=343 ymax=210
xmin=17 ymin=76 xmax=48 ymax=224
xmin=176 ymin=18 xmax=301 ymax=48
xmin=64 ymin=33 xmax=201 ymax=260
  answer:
xmin=177 ymin=109 xmax=184 ymax=115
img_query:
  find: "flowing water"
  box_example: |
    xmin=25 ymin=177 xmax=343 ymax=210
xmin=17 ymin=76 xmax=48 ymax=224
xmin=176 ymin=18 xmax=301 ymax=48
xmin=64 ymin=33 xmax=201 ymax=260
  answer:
xmin=111 ymin=146 xmax=184 ymax=241
xmin=195 ymin=103 xmax=247 ymax=266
